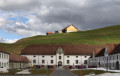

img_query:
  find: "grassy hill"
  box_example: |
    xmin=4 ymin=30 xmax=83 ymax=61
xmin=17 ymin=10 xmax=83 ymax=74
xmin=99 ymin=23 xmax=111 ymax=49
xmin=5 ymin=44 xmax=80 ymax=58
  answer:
xmin=0 ymin=25 xmax=120 ymax=54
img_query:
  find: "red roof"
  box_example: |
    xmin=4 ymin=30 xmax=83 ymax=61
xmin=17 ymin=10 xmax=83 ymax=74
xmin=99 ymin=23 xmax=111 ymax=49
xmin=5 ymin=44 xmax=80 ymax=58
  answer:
xmin=21 ymin=44 xmax=104 ymax=55
xmin=95 ymin=44 xmax=116 ymax=57
xmin=10 ymin=53 xmax=30 ymax=63
xmin=89 ymin=47 xmax=104 ymax=58
xmin=46 ymin=32 xmax=54 ymax=34
xmin=110 ymin=44 xmax=120 ymax=55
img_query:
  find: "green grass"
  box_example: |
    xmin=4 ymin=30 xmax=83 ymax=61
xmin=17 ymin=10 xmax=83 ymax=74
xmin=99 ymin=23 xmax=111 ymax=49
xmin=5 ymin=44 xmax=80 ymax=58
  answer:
xmin=0 ymin=69 xmax=53 ymax=75
xmin=1 ymin=25 xmax=120 ymax=54
xmin=72 ymin=70 xmax=116 ymax=76
xmin=29 ymin=69 xmax=53 ymax=75
xmin=0 ymin=69 xmax=22 ymax=75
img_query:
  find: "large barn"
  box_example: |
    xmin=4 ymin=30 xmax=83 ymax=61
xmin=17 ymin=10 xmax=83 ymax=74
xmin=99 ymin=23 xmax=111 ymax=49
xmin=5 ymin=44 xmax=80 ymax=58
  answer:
xmin=21 ymin=44 xmax=104 ymax=67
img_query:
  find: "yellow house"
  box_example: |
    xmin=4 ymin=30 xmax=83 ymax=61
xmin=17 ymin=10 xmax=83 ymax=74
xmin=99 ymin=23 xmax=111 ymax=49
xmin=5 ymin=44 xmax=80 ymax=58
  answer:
xmin=62 ymin=25 xmax=78 ymax=33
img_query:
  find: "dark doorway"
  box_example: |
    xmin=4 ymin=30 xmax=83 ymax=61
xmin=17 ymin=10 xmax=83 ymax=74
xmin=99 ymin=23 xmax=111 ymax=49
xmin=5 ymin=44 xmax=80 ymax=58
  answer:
xmin=116 ymin=61 xmax=119 ymax=70
xmin=58 ymin=61 xmax=62 ymax=67
xmin=99 ymin=62 xmax=100 ymax=67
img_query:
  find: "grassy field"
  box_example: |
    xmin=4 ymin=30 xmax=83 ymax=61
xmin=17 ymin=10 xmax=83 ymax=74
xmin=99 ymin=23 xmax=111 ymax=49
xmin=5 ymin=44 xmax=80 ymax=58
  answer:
xmin=0 ymin=69 xmax=53 ymax=75
xmin=72 ymin=70 xmax=116 ymax=76
xmin=1 ymin=25 xmax=120 ymax=54
xmin=29 ymin=69 xmax=53 ymax=75
xmin=0 ymin=69 xmax=22 ymax=75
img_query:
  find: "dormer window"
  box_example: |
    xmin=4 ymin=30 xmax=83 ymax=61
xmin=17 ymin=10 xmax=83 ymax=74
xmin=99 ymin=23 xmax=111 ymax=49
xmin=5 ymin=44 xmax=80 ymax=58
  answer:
xmin=56 ymin=47 xmax=64 ymax=54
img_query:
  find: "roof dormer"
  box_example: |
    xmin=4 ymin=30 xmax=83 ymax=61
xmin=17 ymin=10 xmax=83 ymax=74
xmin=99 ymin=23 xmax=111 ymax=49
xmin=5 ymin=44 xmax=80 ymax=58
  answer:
xmin=56 ymin=47 xmax=64 ymax=54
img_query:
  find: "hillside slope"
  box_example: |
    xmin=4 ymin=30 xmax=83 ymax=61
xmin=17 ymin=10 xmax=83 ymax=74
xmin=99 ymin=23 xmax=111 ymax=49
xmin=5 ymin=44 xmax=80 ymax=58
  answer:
xmin=0 ymin=25 xmax=120 ymax=54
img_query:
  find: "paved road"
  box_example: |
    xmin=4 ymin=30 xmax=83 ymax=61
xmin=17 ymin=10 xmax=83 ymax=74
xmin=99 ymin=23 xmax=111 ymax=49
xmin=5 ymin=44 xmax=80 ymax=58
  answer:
xmin=49 ymin=67 xmax=78 ymax=76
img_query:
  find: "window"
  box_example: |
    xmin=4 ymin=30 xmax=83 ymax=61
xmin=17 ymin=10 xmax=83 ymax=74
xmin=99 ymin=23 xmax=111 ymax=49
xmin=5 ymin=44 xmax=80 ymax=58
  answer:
xmin=59 ymin=56 xmax=61 ymax=59
xmin=76 ymin=56 xmax=78 ymax=58
xmin=2 ymin=63 xmax=3 ymax=67
xmin=51 ymin=60 xmax=53 ymax=64
xmin=0 ymin=53 xmax=1 ymax=58
xmin=33 ymin=55 xmax=36 ymax=57
xmin=42 ymin=60 xmax=45 ymax=63
xmin=4 ymin=63 xmax=6 ymax=67
xmin=2 ymin=54 xmax=3 ymax=59
xmin=67 ymin=56 xmax=69 ymax=58
xmin=84 ymin=60 xmax=87 ymax=64
xmin=119 ymin=55 xmax=120 ymax=59
xmin=42 ymin=56 xmax=44 ymax=58
xmin=67 ymin=60 xmax=69 ymax=64
xmin=76 ymin=60 xmax=78 ymax=64
xmin=117 ymin=55 xmax=118 ymax=60
xmin=85 ymin=56 xmax=87 ymax=58
xmin=51 ymin=56 xmax=53 ymax=58
xmin=33 ymin=60 xmax=36 ymax=63
xmin=7 ymin=55 xmax=9 ymax=59
xmin=7 ymin=62 xmax=9 ymax=66
xmin=4 ymin=54 xmax=5 ymax=59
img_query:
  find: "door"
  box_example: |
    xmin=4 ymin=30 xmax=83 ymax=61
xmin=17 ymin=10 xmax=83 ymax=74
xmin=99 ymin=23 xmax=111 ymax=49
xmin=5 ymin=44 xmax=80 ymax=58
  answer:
xmin=58 ymin=61 xmax=62 ymax=67
xmin=116 ymin=61 xmax=119 ymax=70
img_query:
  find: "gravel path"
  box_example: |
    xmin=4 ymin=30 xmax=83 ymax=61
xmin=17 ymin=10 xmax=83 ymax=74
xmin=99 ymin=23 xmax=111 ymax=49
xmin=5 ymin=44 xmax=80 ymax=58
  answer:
xmin=49 ymin=67 xmax=78 ymax=76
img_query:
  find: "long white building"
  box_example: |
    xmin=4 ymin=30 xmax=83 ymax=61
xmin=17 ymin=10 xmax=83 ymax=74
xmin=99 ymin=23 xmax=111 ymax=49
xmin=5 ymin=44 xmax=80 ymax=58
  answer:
xmin=21 ymin=44 xmax=102 ymax=67
xmin=88 ymin=44 xmax=120 ymax=70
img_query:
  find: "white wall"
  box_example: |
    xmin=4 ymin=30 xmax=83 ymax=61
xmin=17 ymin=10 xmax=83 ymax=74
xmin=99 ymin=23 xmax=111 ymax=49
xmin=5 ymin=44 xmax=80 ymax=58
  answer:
xmin=0 ymin=52 xmax=9 ymax=69
xmin=64 ymin=55 xmax=90 ymax=65
xmin=22 ymin=55 xmax=56 ymax=65
xmin=22 ymin=54 xmax=90 ymax=66
xmin=56 ymin=53 xmax=64 ymax=65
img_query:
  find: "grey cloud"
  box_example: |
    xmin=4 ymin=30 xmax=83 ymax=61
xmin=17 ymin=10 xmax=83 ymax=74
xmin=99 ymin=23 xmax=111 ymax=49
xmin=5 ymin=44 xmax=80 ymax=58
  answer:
xmin=1 ymin=0 xmax=120 ymax=36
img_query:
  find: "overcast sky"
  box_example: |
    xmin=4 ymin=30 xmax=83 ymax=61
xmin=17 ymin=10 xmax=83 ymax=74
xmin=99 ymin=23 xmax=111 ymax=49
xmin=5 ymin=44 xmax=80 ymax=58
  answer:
xmin=0 ymin=0 xmax=120 ymax=43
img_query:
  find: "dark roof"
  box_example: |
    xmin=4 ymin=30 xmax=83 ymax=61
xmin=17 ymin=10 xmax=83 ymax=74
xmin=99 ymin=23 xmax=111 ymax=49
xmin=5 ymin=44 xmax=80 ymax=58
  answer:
xmin=0 ymin=47 xmax=9 ymax=54
xmin=110 ymin=44 xmax=120 ymax=55
xmin=10 ymin=53 xmax=30 ymax=63
xmin=95 ymin=48 xmax=105 ymax=57
xmin=95 ymin=44 xmax=116 ymax=57
xmin=21 ymin=44 xmax=104 ymax=55
xmin=62 ymin=25 xmax=78 ymax=31
xmin=89 ymin=47 xmax=104 ymax=58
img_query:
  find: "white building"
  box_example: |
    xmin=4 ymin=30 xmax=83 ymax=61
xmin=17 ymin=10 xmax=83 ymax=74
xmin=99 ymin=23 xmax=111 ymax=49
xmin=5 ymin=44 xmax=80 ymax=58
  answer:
xmin=21 ymin=44 xmax=102 ymax=67
xmin=88 ymin=44 xmax=120 ymax=70
xmin=0 ymin=48 xmax=30 ymax=70
xmin=0 ymin=48 xmax=9 ymax=69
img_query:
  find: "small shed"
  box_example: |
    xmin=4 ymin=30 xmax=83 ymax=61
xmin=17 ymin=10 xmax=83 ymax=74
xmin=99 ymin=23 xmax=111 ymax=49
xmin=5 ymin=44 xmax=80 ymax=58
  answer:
xmin=46 ymin=32 xmax=54 ymax=35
